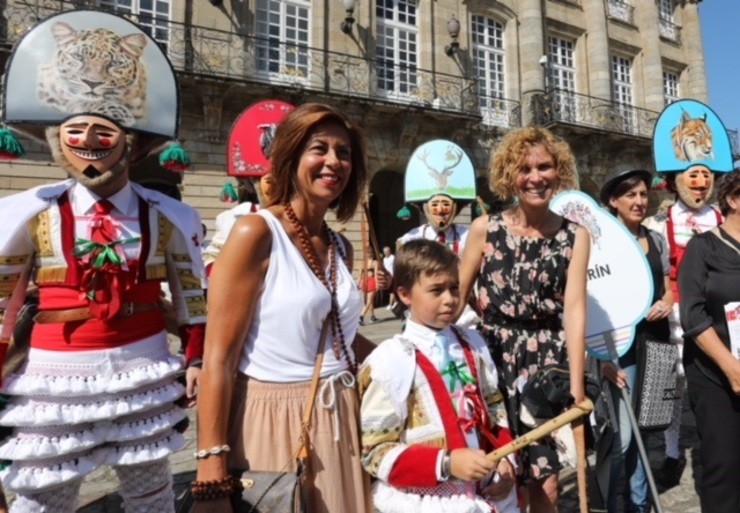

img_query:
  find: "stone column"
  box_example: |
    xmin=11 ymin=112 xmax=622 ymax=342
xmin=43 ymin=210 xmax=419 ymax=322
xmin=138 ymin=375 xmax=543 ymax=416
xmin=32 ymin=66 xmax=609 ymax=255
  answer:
xmin=681 ymin=0 xmax=708 ymax=102
xmin=582 ymin=0 xmax=611 ymax=100
xmin=518 ymin=0 xmax=545 ymax=126
xmin=635 ymin=0 xmax=664 ymax=111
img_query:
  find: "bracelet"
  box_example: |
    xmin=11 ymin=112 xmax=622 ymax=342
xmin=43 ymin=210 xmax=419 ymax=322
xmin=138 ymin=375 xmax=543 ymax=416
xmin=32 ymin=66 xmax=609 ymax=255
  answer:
xmin=441 ymin=450 xmax=452 ymax=480
xmin=194 ymin=444 xmax=231 ymax=460
xmin=190 ymin=475 xmax=243 ymax=501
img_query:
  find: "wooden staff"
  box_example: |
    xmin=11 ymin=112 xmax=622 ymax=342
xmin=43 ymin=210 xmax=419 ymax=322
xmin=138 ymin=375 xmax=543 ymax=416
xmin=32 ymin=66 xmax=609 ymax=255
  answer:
xmin=572 ymin=414 xmax=589 ymax=513
xmin=486 ymin=399 xmax=594 ymax=462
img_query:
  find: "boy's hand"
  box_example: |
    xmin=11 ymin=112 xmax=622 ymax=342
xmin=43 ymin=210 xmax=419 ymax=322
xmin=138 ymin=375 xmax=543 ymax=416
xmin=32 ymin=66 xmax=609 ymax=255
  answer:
xmin=450 ymin=448 xmax=496 ymax=482
xmin=481 ymin=458 xmax=516 ymax=501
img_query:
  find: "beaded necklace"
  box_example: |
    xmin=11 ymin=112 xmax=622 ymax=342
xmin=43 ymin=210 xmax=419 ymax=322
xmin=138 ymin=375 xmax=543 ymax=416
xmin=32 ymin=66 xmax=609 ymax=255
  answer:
xmin=283 ymin=202 xmax=356 ymax=374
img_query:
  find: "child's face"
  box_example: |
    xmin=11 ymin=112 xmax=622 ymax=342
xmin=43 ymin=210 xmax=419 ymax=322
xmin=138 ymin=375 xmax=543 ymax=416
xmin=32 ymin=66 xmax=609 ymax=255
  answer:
xmin=398 ymin=270 xmax=460 ymax=330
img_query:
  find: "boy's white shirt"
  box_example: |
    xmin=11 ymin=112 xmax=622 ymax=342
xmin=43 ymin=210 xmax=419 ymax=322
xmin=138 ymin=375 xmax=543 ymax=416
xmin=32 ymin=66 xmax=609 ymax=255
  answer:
xmin=362 ymin=319 xmax=519 ymax=513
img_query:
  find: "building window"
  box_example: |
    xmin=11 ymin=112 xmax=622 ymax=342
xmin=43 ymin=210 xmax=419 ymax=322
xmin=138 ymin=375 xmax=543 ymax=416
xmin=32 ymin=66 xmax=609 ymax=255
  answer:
xmin=471 ymin=15 xmax=507 ymax=126
xmin=255 ymin=0 xmax=311 ymax=80
xmin=376 ymin=0 xmax=418 ymax=97
xmin=548 ymin=36 xmax=577 ymax=121
xmin=657 ymin=0 xmax=681 ymax=42
xmin=99 ymin=0 xmax=171 ymax=47
xmin=663 ymin=71 xmax=680 ymax=105
xmin=611 ymin=55 xmax=634 ymax=130
xmin=657 ymin=0 xmax=674 ymax=22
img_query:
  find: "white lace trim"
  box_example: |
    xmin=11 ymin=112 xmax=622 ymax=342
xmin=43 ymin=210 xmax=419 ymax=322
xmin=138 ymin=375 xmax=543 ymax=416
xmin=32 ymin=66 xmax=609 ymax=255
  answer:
xmin=105 ymin=431 xmax=185 ymax=466
xmin=372 ymin=481 xmax=493 ymax=513
xmin=0 ymin=432 xmax=185 ymax=493
xmin=0 ymin=405 xmax=186 ymax=460
xmin=0 ymin=449 xmax=105 ymax=493
xmin=0 ymin=381 xmax=185 ymax=427
xmin=2 ymin=355 xmax=183 ymax=397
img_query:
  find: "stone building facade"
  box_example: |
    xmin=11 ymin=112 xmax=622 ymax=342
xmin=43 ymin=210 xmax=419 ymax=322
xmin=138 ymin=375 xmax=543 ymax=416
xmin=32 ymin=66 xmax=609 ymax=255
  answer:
xmin=0 ymin=0 xmax=736 ymax=271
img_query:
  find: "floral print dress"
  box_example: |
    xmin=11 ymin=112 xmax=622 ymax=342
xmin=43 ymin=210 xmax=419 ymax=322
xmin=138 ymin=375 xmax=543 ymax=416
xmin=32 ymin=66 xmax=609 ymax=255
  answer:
xmin=478 ymin=213 xmax=578 ymax=482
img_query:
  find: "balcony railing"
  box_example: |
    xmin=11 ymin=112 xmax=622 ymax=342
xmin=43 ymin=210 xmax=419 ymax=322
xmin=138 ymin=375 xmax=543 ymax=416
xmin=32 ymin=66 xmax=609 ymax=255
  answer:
xmin=658 ymin=17 xmax=682 ymax=44
xmin=533 ymin=89 xmax=659 ymax=139
xmin=0 ymin=0 xmax=521 ymax=128
xmin=606 ymin=0 xmax=635 ymax=25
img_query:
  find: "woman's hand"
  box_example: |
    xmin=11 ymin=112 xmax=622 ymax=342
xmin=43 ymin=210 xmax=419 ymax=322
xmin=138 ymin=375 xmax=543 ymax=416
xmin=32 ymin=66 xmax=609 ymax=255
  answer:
xmin=645 ymin=299 xmax=673 ymax=322
xmin=190 ymin=498 xmax=232 ymax=513
xmin=600 ymin=361 xmax=628 ymax=389
xmin=724 ymin=358 xmax=740 ymax=395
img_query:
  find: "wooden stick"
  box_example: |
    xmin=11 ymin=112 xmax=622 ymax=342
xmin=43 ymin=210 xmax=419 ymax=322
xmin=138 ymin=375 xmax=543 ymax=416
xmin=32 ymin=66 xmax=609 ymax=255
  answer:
xmin=486 ymin=399 xmax=594 ymax=462
xmin=572 ymin=416 xmax=589 ymax=513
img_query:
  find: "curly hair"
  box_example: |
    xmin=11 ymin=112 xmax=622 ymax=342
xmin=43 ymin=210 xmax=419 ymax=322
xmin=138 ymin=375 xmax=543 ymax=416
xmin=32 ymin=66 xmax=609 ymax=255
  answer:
xmin=489 ymin=126 xmax=578 ymax=202
xmin=267 ymin=103 xmax=367 ymax=223
xmin=717 ymin=168 xmax=740 ymax=217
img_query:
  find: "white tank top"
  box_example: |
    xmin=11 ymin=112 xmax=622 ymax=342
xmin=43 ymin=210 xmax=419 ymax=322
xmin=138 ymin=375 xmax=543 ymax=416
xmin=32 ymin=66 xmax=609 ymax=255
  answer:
xmin=238 ymin=210 xmax=363 ymax=381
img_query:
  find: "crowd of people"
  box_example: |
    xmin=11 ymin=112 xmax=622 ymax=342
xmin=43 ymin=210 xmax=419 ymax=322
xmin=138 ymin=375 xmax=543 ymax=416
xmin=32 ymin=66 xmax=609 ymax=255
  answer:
xmin=0 ymin=11 xmax=738 ymax=513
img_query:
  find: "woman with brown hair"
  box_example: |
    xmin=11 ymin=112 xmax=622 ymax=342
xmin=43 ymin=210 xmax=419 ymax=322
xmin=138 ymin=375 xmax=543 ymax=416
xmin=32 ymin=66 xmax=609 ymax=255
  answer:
xmin=191 ymin=103 xmax=381 ymax=513
xmin=457 ymin=127 xmax=590 ymax=512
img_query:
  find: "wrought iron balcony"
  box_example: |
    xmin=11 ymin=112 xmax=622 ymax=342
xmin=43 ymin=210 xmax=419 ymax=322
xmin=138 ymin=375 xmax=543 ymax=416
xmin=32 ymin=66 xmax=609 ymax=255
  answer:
xmin=606 ymin=0 xmax=635 ymax=25
xmin=533 ymin=89 xmax=658 ymax=139
xmin=658 ymin=17 xmax=682 ymax=45
xmin=0 ymin=0 xmax=521 ymax=129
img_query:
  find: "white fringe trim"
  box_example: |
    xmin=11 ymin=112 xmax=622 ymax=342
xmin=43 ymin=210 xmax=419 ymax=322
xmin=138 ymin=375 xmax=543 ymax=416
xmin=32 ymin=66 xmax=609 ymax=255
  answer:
xmin=0 ymin=405 xmax=186 ymax=460
xmin=0 ymin=381 xmax=185 ymax=427
xmin=2 ymin=356 xmax=183 ymax=397
xmin=372 ymin=481 xmax=492 ymax=513
xmin=104 ymin=431 xmax=185 ymax=466
xmin=0 ymin=449 xmax=106 ymax=493
xmin=0 ymin=424 xmax=104 ymax=461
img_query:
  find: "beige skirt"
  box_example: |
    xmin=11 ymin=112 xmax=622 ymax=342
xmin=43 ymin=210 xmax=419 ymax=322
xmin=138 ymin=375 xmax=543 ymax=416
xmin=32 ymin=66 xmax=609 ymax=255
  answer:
xmin=227 ymin=373 xmax=372 ymax=513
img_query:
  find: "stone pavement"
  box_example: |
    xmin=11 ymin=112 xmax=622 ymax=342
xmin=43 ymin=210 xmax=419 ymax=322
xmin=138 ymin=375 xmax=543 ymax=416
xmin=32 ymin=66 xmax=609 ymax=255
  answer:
xmin=8 ymin=308 xmax=702 ymax=512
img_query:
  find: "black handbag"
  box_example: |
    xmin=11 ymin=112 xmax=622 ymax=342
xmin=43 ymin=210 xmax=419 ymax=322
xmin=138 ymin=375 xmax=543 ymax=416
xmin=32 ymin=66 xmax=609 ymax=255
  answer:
xmin=521 ymin=364 xmax=601 ymax=420
xmin=182 ymin=319 xmax=330 ymax=513
xmin=634 ymin=339 xmax=678 ymax=430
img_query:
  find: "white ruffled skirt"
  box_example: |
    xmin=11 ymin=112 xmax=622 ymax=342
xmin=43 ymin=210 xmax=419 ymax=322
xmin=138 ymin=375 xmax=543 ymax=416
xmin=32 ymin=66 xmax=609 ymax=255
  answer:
xmin=0 ymin=331 xmax=186 ymax=493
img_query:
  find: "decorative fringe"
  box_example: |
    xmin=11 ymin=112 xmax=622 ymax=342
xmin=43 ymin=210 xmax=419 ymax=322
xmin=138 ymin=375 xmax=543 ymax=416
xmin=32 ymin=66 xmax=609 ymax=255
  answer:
xmin=158 ymin=141 xmax=191 ymax=173
xmin=651 ymin=176 xmax=667 ymax=190
xmin=396 ymin=205 xmax=412 ymax=220
xmin=0 ymin=127 xmax=25 ymax=161
xmin=220 ymin=182 xmax=238 ymax=203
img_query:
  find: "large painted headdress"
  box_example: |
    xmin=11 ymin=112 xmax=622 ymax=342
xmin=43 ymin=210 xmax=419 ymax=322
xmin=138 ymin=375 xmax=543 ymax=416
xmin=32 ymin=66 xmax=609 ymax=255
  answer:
xmin=219 ymin=99 xmax=295 ymax=202
xmin=652 ymin=99 xmax=734 ymax=175
xmin=398 ymin=139 xmax=476 ymax=225
xmin=1 ymin=10 xmax=187 ymax=170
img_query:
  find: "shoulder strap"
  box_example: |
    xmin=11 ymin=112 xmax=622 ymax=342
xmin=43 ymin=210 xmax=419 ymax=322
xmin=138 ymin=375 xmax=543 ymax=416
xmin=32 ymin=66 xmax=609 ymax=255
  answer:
xmin=296 ymin=316 xmax=331 ymax=461
xmin=710 ymin=227 xmax=740 ymax=256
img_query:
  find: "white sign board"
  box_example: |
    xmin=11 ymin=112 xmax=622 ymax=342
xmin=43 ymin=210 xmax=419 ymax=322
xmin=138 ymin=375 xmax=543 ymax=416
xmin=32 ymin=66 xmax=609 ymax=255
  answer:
xmin=550 ymin=191 xmax=653 ymax=360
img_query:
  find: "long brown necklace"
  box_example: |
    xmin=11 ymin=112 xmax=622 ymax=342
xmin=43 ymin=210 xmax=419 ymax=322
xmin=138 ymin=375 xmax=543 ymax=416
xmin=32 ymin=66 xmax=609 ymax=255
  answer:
xmin=283 ymin=203 xmax=356 ymax=374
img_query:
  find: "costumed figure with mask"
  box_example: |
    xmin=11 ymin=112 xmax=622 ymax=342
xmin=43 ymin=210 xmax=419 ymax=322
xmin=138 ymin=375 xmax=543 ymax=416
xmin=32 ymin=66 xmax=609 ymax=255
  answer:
xmin=396 ymin=140 xmax=476 ymax=255
xmin=202 ymin=99 xmax=294 ymax=277
xmin=396 ymin=140 xmax=478 ymax=326
xmin=643 ymin=99 xmax=733 ymax=487
xmin=0 ymin=11 xmax=206 ymax=512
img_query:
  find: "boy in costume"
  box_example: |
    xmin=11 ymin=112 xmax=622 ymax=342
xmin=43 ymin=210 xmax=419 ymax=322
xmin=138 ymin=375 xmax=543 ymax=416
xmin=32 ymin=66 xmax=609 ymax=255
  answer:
xmin=643 ymin=99 xmax=733 ymax=486
xmin=0 ymin=11 xmax=205 ymax=512
xmin=202 ymin=99 xmax=294 ymax=277
xmin=359 ymin=239 xmax=519 ymax=513
xmin=396 ymin=140 xmax=477 ymax=256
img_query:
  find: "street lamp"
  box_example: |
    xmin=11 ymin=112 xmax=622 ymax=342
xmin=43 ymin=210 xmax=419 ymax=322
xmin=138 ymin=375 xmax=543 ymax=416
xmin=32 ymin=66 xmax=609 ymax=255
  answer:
xmin=444 ymin=16 xmax=460 ymax=56
xmin=341 ymin=0 xmax=357 ymax=35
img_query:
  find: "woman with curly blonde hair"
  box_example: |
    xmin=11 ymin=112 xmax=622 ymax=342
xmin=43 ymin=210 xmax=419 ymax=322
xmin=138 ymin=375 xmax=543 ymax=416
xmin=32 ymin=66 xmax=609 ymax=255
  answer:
xmin=457 ymin=127 xmax=590 ymax=512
